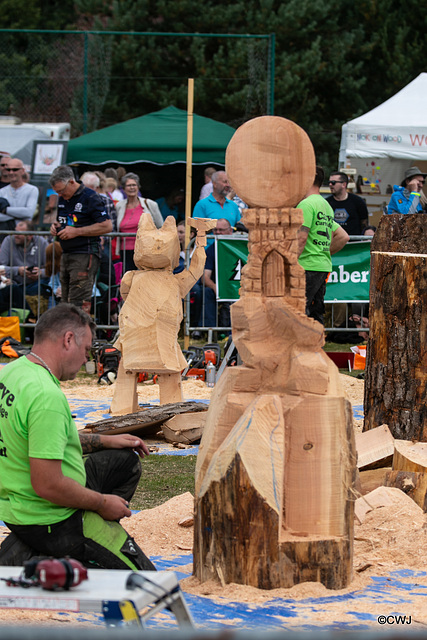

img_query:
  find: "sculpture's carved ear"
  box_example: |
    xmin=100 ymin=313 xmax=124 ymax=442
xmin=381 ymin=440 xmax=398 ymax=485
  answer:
xmin=138 ymin=212 xmax=156 ymax=231
xmin=163 ymin=215 xmax=177 ymax=231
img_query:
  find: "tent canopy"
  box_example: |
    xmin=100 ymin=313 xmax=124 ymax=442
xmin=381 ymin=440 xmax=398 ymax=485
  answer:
xmin=66 ymin=106 xmax=235 ymax=165
xmin=340 ymin=73 xmax=427 ymax=162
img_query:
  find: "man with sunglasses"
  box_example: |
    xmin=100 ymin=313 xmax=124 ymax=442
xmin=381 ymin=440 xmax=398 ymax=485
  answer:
xmin=0 ymin=158 xmax=39 ymax=232
xmin=326 ymin=171 xmax=368 ymax=236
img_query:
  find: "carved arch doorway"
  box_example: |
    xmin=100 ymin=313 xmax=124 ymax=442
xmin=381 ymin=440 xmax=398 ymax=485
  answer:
xmin=262 ymin=250 xmax=290 ymax=297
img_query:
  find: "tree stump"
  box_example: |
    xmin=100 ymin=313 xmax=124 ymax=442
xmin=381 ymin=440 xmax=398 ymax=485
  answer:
xmin=364 ymin=214 xmax=427 ymax=440
xmin=193 ymin=116 xmax=356 ymax=591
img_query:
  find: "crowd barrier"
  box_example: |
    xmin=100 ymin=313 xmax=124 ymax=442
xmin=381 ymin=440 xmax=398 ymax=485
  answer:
xmin=0 ymin=231 xmax=371 ymax=341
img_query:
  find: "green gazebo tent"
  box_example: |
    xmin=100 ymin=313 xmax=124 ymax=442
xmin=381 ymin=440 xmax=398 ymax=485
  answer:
xmin=66 ymin=106 xmax=235 ymax=165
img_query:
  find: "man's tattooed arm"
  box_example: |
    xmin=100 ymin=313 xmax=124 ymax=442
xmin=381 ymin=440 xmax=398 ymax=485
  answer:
xmin=79 ymin=433 xmax=105 ymax=454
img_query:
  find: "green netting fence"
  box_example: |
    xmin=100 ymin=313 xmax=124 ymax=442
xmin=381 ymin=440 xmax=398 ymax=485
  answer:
xmin=0 ymin=30 xmax=275 ymax=136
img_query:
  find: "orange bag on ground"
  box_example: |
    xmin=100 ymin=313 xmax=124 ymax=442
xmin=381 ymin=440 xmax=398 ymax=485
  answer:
xmin=351 ymin=345 xmax=366 ymax=370
xmin=0 ymin=316 xmax=21 ymax=342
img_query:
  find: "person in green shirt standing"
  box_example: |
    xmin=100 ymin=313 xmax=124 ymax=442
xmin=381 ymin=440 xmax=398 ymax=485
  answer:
xmin=297 ymin=166 xmax=349 ymax=325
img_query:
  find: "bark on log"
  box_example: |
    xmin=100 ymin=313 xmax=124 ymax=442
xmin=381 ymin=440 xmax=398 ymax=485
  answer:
xmin=82 ymin=401 xmax=208 ymax=436
xmin=364 ymin=214 xmax=427 ymax=440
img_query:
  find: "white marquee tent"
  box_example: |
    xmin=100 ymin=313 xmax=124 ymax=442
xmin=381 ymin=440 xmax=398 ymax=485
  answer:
xmin=339 ymin=73 xmax=427 ymax=192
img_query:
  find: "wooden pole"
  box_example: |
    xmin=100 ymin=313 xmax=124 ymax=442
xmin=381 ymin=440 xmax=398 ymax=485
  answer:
xmin=184 ymin=78 xmax=194 ymax=351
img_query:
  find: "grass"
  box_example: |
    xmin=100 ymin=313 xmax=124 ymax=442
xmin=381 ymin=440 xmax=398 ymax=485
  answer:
xmin=132 ymin=454 xmax=197 ymax=510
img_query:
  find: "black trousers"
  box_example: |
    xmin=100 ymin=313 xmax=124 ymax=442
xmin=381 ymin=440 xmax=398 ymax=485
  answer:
xmin=1 ymin=449 xmax=155 ymax=570
xmin=305 ymin=270 xmax=329 ymax=325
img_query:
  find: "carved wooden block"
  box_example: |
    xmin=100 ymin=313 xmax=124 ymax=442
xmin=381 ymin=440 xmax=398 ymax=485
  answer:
xmin=193 ymin=116 xmax=356 ymax=590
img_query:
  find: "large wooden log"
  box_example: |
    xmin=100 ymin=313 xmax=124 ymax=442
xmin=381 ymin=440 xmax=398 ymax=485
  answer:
xmin=364 ymin=214 xmax=427 ymax=440
xmin=194 ymin=394 xmax=355 ymax=589
xmin=82 ymin=401 xmax=207 ymax=436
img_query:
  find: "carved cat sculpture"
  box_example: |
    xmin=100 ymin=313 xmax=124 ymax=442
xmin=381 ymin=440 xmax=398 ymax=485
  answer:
xmin=110 ymin=213 xmax=207 ymax=414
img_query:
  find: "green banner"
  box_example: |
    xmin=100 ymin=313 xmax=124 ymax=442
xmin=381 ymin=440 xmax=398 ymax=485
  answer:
xmin=216 ymin=237 xmax=248 ymax=300
xmin=215 ymin=237 xmax=371 ymax=302
xmin=325 ymin=241 xmax=371 ymax=302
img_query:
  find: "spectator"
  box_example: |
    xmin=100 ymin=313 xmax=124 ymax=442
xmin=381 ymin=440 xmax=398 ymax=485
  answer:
xmin=0 ymin=304 xmax=155 ymax=570
xmin=326 ymin=170 xmax=368 ymax=235
xmin=298 ymin=166 xmax=349 ymax=325
xmin=156 ymin=188 xmax=185 ymax=222
xmin=0 ymin=158 xmax=39 ymax=231
xmin=115 ymin=172 xmax=163 ymax=272
xmin=49 ymin=165 xmax=112 ymax=314
xmin=94 ymin=171 xmax=117 ymax=231
xmin=0 ymin=220 xmax=49 ymax=295
xmin=202 ymin=218 xmax=234 ymax=331
xmin=193 ymin=171 xmax=241 ymax=227
xmin=116 ymin=166 xmax=127 ymax=198
xmin=0 ymin=155 xmax=11 ymax=188
xmin=199 ymin=166 xmax=216 ymax=200
xmin=362 ymin=225 xmax=376 ymax=237
xmin=387 ymin=166 xmax=426 ymax=215
xmin=105 ymin=177 xmax=124 ymax=205
xmin=45 ymin=242 xmax=62 ymax=308
xmin=227 ymin=188 xmax=247 ymax=216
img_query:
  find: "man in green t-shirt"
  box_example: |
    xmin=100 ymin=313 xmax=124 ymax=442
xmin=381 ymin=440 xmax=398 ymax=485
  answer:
xmin=0 ymin=304 xmax=155 ymax=570
xmin=297 ymin=166 xmax=349 ymax=324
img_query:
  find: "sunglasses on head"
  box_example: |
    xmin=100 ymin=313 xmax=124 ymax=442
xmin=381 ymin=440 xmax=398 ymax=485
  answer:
xmin=328 ymin=180 xmax=344 ymax=185
xmin=7 ymin=168 xmax=21 ymax=172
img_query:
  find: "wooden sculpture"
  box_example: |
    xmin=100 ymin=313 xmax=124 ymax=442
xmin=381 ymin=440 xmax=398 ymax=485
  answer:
xmin=364 ymin=214 xmax=427 ymax=440
xmin=110 ymin=214 xmax=216 ymax=415
xmin=193 ymin=116 xmax=357 ymax=590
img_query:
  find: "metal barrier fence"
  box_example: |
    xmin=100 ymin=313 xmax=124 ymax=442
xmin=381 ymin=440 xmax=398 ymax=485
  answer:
xmin=0 ymin=231 xmax=371 ymax=342
xmin=184 ymin=236 xmax=372 ymax=341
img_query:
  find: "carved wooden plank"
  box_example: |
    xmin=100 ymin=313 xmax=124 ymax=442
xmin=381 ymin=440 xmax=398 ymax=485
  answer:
xmin=358 ymin=467 xmax=392 ymax=495
xmin=354 ymin=486 xmax=416 ymax=525
xmin=162 ymin=412 xmax=207 ymax=444
xmin=355 ymin=424 xmax=394 ymax=470
xmin=82 ymin=401 xmax=208 ymax=436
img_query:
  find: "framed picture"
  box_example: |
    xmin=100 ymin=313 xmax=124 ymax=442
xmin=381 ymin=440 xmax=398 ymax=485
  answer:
xmin=31 ymin=140 xmax=68 ymax=177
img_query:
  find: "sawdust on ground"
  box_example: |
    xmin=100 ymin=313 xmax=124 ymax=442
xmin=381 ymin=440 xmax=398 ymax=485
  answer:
xmin=2 ymin=487 xmax=425 ymax=628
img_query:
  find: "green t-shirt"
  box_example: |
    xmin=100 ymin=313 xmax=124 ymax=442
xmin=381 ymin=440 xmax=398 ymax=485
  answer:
xmin=0 ymin=357 xmax=86 ymax=525
xmin=297 ymin=194 xmax=339 ymax=272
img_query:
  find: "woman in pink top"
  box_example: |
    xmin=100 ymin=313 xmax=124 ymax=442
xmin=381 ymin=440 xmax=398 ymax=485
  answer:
xmin=115 ymin=173 xmax=163 ymax=273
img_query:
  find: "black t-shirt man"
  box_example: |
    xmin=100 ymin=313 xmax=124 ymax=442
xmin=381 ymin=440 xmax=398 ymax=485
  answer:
xmin=327 ymin=172 xmax=369 ymax=235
